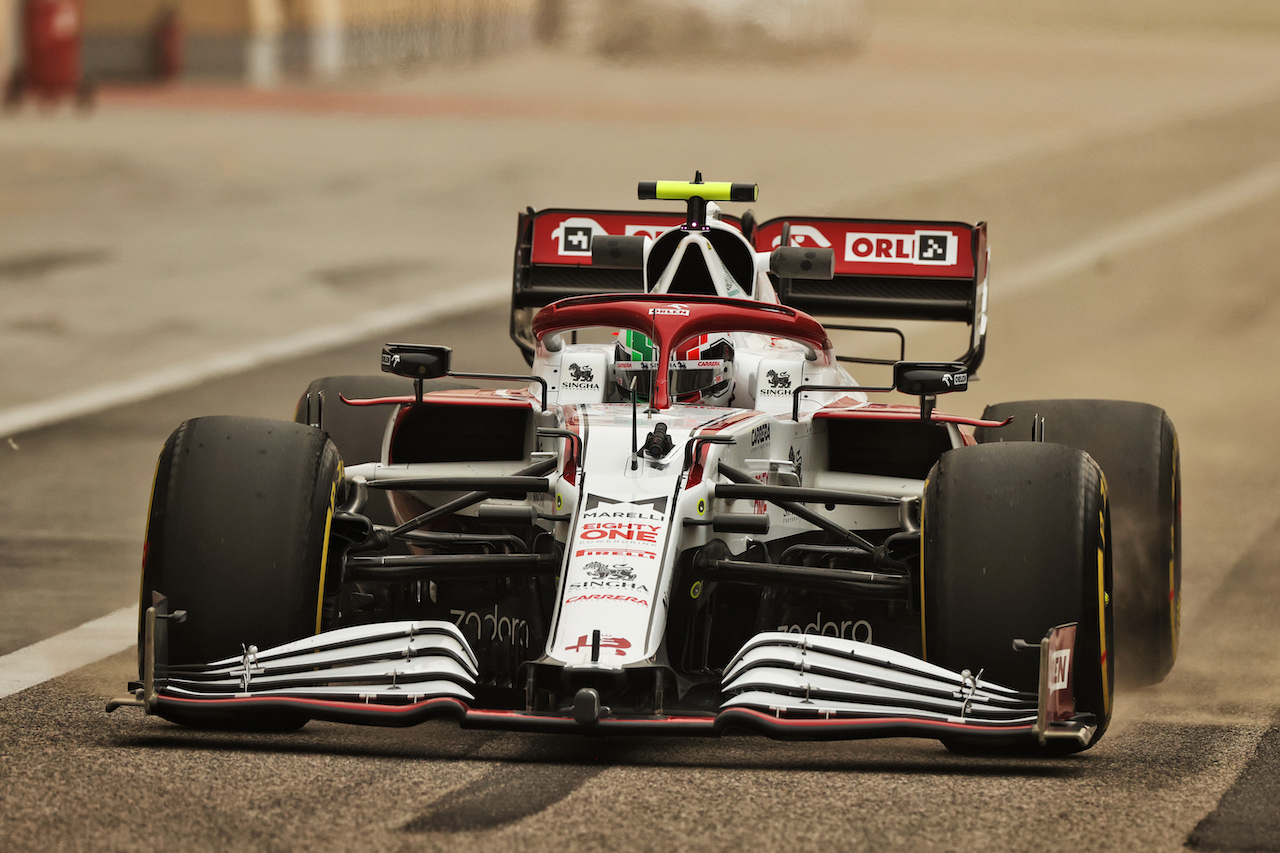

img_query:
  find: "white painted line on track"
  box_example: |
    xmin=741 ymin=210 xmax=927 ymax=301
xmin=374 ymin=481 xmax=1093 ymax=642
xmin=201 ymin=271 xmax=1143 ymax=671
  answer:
xmin=6 ymin=161 xmax=1280 ymax=699
xmin=0 ymin=606 xmax=136 ymax=699
xmin=0 ymin=278 xmax=509 ymax=440
xmin=1001 ymin=160 xmax=1280 ymax=296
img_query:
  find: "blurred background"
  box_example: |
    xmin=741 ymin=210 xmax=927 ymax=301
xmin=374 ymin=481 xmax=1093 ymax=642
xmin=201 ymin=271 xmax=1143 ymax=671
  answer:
xmin=5 ymin=0 xmax=1280 ymax=90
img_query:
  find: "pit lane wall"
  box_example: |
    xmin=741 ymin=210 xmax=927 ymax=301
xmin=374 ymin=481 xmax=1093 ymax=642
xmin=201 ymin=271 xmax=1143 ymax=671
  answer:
xmin=77 ymin=0 xmax=536 ymax=84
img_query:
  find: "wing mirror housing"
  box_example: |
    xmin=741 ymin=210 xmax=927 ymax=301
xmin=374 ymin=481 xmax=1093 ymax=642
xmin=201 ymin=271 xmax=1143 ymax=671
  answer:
xmin=382 ymin=343 xmax=452 ymax=380
xmin=893 ymin=361 xmax=969 ymax=395
xmin=769 ymin=246 xmax=834 ymax=280
xmin=591 ymin=235 xmax=647 ymax=270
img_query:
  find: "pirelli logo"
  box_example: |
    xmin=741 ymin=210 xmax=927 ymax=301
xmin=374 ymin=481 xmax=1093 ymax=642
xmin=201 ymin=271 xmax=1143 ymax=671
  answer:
xmin=844 ymin=230 xmax=958 ymax=266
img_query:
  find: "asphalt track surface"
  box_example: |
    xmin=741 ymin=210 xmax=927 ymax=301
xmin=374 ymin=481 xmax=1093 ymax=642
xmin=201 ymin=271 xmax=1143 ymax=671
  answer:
xmin=5 ymin=18 xmax=1280 ymax=853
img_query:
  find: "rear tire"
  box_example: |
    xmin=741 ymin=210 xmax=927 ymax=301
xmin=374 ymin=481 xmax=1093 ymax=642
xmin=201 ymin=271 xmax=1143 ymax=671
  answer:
xmin=976 ymin=400 xmax=1179 ymax=686
xmin=141 ymin=416 xmax=342 ymax=728
xmin=922 ymin=442 xmax=1114 ymax=753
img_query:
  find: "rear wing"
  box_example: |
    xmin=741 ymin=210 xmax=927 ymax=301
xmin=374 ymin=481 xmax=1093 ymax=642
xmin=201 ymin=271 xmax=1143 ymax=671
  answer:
xmin=510 ymin=208 xmax=742 ymax=362
xmin=753 ymin=217 xmax=988 ymax=372
xmin=510 ymin=208 xmax=987 ymax=373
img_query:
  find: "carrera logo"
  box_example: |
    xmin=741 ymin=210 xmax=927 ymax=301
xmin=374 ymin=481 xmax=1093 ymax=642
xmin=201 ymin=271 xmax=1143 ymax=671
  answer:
xmin=565 ymin=594 xmax=648 ymax=607
xmin=648 ymin=303 xmax=690 ymax=317
xmin=844 ymin=231 xmax=957 ymax=266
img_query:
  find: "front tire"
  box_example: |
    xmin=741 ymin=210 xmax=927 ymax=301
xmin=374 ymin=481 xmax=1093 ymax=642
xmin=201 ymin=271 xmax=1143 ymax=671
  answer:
xmin=922 ymin=442 xmax=1114 ymax=753
xmin=140 ymin=416 xmax=342 ymax=728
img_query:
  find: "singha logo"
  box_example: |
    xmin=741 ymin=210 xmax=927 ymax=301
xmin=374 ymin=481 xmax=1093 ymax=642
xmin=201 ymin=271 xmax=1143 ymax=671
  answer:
xmin=766 ymin=370 xmax=792 ymax=388
xmin=583 ymin=561 xmax=636 ymax=581
xmin=569 ymin=363 xmax=594 ymax=383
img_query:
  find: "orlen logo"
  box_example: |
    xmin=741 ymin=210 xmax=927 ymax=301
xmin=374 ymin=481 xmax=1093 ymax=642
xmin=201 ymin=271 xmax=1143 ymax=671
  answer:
xmin=769 ymin=225 xmax=833 ymax=249
xmin=1049 ymin=648 xmax=1071 ymax=691
xmin=648 ymin=303 xmax=690 ymax=317
xmin=844 ymin=231 xmax=957 ymax=266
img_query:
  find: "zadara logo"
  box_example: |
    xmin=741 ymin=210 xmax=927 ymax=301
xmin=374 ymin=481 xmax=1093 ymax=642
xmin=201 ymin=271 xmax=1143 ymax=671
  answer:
xmin=564 ymin=635 xmax=631 ymax=656
xmin=648 ymin=303 xmax=690 ymax=317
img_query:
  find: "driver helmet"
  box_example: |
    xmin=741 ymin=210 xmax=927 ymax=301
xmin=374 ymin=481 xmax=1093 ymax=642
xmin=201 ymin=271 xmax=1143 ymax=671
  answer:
xmin=615 ymin=331 xmax=735 ymax=405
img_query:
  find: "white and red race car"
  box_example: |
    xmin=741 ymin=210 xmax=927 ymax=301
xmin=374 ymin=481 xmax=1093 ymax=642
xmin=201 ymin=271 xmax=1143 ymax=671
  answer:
xmin=111 ymin=178 xmax=1180 ymax=754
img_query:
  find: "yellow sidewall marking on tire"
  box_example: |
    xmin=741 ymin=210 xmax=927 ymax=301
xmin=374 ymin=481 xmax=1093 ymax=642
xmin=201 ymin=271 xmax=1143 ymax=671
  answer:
xmin=1098 ymin=497 xmax=1111 ymax=717
xmin=316 ymin=462 xmax=341 ymax=634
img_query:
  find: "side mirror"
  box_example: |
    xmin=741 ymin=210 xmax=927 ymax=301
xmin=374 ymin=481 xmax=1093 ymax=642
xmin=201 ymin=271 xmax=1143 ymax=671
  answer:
xmin=893 ymin=361 xmax=969 ymax=395
xmin=770 ymin=246 xmax=834 ymax=280
xmin=591 ymin=235 xmax=646 ymax=270
xmin=382 ymin=343 xmax=452 ymax=380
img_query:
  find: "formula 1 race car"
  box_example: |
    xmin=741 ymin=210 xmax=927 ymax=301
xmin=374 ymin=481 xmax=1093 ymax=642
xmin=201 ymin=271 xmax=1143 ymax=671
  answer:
xmin=110 ymin=177 xmax=1181 ymax=754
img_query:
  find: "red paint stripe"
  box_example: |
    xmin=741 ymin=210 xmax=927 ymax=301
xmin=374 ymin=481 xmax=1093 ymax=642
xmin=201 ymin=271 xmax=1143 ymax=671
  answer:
xmin=815 ymin=408 xmax=1009 ymax=429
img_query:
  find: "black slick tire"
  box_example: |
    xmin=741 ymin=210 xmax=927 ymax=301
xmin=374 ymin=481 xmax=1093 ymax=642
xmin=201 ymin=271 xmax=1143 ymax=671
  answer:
xmin=975 ymin=400 xmax=1180 ymax=686
xmin=140 ymin=416 xmax=342 ymax=728
xmin=922 ymin=442 xmax=1114 ymax=754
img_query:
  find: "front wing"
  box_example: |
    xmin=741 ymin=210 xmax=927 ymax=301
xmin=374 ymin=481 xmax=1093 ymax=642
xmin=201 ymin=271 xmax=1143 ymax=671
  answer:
xmin=108 ymin=597 xmax=1092 ymax=747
